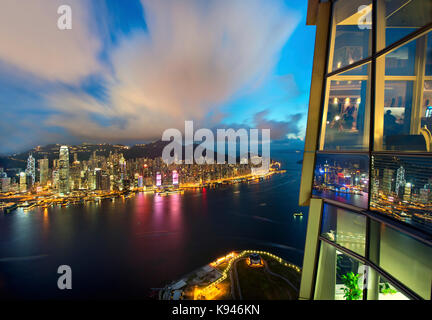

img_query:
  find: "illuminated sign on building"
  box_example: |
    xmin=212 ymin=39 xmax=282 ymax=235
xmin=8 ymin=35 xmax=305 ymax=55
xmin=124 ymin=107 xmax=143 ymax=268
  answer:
xmin=156 ymin=172 xmax=162 ymax=187
xmin=172 ymin=170 xmax=178 ymax=185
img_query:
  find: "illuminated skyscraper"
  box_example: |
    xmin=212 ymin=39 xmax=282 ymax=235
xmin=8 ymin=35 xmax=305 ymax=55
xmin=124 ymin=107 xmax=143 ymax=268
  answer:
xmin=396 ymin=166 xmax=406 ymax=197
xmin=25 ymin=154 xmax=35 ymax=187
xmin=58 ymin=146 xmax=70 ymax=195
xmin=172 ymin=170 xmax=179 ymax=185
xmin=38 ymin=158 xmax=49 ymax=186
xmin=382 ymin=168 xmax=394 ymax=195
xmin=156 ymin=172 xmax=162 ymax=187
xmin=403 ymin=183 xmax=412 ymax=202
xmin=19 ymin=172 xmax=27 ymax=193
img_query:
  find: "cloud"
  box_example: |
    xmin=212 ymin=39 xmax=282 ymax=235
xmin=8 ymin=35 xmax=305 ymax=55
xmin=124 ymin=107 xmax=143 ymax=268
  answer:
xmin=43 ymin=0 xmax=301 ymax=142
xmin=0 ymin=0 xmax=102 ymax=83
xmin=0 ymin=0 xmax=302 ymax=152
xmin=253 ymin=110 xmax=303 ymax=140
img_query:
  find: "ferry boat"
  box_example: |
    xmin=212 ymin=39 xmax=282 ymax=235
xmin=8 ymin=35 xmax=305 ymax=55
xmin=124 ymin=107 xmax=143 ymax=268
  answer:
xmin=293 ymin=212 xmax=303 ymax=217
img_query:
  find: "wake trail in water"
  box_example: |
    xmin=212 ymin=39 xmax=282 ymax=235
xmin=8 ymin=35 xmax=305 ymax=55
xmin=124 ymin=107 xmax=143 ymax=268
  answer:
xmin=0 ymin=254 xmax=48 ymax=262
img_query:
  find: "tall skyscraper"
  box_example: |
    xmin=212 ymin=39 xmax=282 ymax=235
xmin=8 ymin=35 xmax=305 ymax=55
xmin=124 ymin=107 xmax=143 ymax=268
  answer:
xmin=19 ymin=172 xmax=27 ymax=193
xmin=58 ymin=146 xmax=70 ymax=195
xmin=396 ymin=166 xmax=406 ymax=197
xmin=0 ymin=169 xmax=10 ymax=193
xmin=25 ymin=154 xmax=35 ymax=187
xmin=382 ymin=168 xmax=394 ymax=195
xmin=38 ymin=158 xmax=49 ymax=186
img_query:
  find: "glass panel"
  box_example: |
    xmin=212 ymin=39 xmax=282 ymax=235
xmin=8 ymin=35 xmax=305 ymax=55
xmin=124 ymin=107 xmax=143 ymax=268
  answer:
xmin=367 ymin=268 xmax=411 ymax=300
xmin=373 ymin=224 xmax=432 ymax=299
xmin=330 ymin=0 xmax=372 ymax=72
xmin=314 ymin=242 xmax=366 ymax=300
xmin=370 ymin=154 xmax=432 ymax=234
xmin=422 ymin=80 xmax=432 ymax=132
xmin=376 ymin=31 xmax=432 ymax=151
xmin=321 ymin=204 xmax=367 ymax=256
xmin=383 ymin=0 xmax=432 ymax=48
xmin=426 ymin=33 xmax=432 ymax=76
xmin=313 ymin=154 xmax=369 ymax=209
xmin=385 ymin=40 xmax=416 ymax=76
xmin=383 ymin=80 xmax=414 ymax=138
xmin=321 ymin=65 xmax=370 ymax=151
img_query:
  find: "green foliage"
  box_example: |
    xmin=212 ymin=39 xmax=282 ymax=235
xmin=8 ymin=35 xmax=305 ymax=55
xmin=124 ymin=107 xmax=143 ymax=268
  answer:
xmin=341 ymin=272 xmax=362 ymax=300
xmin=380 ymin=282 xmax=397 ymax=295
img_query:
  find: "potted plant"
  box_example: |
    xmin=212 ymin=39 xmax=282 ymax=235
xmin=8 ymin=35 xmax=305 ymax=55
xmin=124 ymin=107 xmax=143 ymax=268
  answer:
xmin=341 ymin=272 xmax=362 ymax=300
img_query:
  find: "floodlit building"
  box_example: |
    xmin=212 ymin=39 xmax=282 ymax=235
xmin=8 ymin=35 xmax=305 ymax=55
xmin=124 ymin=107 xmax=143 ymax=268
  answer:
xmin=25 ymin=153 xmax=35 ymax=187
xmin=58 ymin=146 xmax=70 ymax=195
xmin=38 ymin=158 xmax=49 ymax=186
xmin=299 ymin=0 xmax=432 ymax=300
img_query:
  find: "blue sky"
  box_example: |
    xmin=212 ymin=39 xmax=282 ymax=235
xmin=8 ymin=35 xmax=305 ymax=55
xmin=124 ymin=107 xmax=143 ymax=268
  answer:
xmin=0 ymin=0 xmax=315 ymax=154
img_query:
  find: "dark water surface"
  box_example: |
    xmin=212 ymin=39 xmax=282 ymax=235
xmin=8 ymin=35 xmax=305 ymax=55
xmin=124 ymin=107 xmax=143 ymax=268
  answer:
xmin=0 ymin=151 xmax=308 ymax=299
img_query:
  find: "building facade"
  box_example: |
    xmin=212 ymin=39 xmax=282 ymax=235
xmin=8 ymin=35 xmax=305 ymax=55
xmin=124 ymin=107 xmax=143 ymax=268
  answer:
xmin=38 ymin=158 xmax=49 ymax=187
xmin=58 ymin=146 xmax=70 ymax=195
xmin=299 ymin=0 xmax=432 ymax=300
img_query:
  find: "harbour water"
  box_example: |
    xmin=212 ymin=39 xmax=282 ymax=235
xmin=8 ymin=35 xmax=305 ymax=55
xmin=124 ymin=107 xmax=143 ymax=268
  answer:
xmin=0 ymin=151 xmax=307 ymax=300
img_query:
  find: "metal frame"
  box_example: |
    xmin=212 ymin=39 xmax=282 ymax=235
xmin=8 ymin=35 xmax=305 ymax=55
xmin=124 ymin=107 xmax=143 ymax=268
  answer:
xmin=318 ymin=236 xmax=422 ymax=300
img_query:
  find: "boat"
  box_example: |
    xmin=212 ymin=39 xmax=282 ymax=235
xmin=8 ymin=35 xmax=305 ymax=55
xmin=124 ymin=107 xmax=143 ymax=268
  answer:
xmin=293 ymin=212 xmax=303 ymax=217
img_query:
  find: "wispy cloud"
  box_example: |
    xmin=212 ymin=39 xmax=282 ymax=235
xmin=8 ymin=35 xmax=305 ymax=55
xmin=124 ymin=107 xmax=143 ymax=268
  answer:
xmin=0 ymin=0 xmax=302 ymax=152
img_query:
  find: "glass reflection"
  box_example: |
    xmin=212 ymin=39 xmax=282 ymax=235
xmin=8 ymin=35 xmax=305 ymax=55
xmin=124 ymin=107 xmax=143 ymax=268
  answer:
xmin=321 ymin=204 xmax=367 ymax=256
xmin=321 ymin=78 xmax=370 ymax=150
xmin=382 ymin=0 xmax=432 ymax=48
xmin=330 ymin=0 xmax=372 ymax=72
xmin=313 ymin=153 xmax=369 ymax=208
xmin=314 ymin=242 xmax=366 ymax=300
xmin=371 ymin=154 xmax=432 ymax=233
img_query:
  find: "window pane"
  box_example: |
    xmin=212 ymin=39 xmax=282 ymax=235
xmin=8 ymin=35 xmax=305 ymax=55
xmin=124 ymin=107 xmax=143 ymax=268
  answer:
xmin=313 ymin=154 xmax=369 ymax=209
xmin=367 ymin=269 xmax=411 ymax=300
xmin=385 ymin=40 xmax=416 ymax=76
xmin=376 ymin=31 xmax=432 ymax=152
xmin=321 ymin=67 xmax=370 ymax=151
xmin=370 ymin=154 xmax=432 ymax=234
xmin=314 ymin=242 xmax=366 ymax=300
xmin=425 ymin=32 xmax=432 ymax=76
xmin=383 ymin=0 xmax=432 ymax=48
xmin=321 ymin=204 xmax=367 ymax=256
xmin=376 ymin=224 xmax=432 ymax=299
xmin=330 ymin=0 xmax=372 ymax=72
xmin=422 ymin=80 xmax=432 ymax=132
xmin=383 ymin=80 xmax=414 ymax=139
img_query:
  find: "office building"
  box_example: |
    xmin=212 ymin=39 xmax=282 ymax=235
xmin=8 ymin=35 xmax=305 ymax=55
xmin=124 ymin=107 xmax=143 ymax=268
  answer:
xmin=38 ymin=158 xmax=49 ymax=186
xmin=25 ymin=153 xmax=35 ymax=187
xmin=58 ymin=146 xmax=70 ymax=195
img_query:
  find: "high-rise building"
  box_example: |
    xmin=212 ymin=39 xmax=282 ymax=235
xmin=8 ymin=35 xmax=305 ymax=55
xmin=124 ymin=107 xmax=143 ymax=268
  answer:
xmin=25 ymin=154 xmax=35 ymax=187
xmin=0 ymin=169 xmax=10 ymax=193
xmin=38 ymin=158 xmax=49 ymax=186
xmin=396 ymin=166 xmax=406 ymax=197
xmin=299 ymin=0 xmax=431 ymax=301
xmin=19 ymin=172 xmax=27 ymax=193
xmin=58 ymin=146 xmax=70 ymax=195
xmin=382 ymin=168 xmax=394 ymax=195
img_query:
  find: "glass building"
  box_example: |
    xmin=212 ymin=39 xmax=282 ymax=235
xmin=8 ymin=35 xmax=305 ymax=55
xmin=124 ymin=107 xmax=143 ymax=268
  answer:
xmin=299 ymin=0 xmax=432 ymax=300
